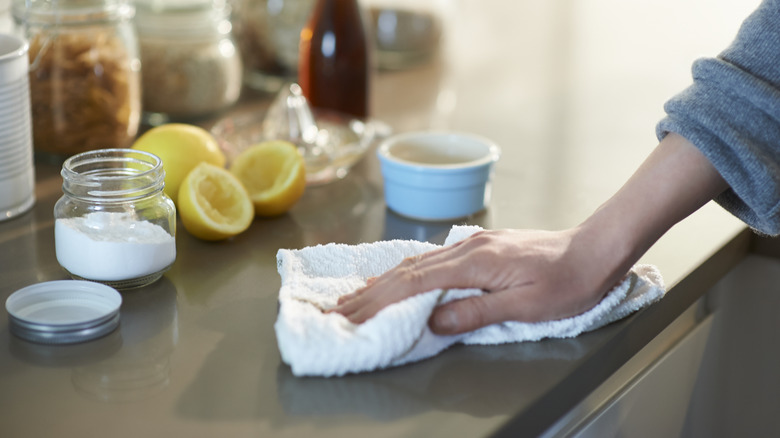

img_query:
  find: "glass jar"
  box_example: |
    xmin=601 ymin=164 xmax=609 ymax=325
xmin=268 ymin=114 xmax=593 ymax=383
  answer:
xmin=362 ymin=0 xmax=444 ymax=71
xmin=231 ymin=0 xmax=313 ymax=92
xmin=13 ymin=0 xmax=141 ymax=159
xmin=54 ymin=149 xmax=177 ymax=289
xmin=134 ymin=0 xmax=242 ymax=124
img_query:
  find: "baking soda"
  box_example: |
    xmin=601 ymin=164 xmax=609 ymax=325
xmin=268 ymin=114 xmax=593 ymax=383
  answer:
xmin=55 ymin=211 xmax=176 ymax=281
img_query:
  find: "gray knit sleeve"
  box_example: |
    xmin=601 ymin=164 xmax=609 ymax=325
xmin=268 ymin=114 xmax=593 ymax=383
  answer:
xmin=656 ymin=0 xmax=780 ymax=235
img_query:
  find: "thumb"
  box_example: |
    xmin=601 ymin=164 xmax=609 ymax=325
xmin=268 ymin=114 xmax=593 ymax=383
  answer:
xmin=428 ymin=293 xmax=508 ymax=335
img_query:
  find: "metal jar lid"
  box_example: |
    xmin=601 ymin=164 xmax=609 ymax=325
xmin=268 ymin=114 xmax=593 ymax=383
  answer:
xmin=6 ymin=280 xmax=122 ymax=344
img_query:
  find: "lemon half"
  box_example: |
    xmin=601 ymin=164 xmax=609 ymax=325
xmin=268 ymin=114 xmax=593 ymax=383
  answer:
xmin=178 ymin=162 xmax=253 ymax=241
xmin=230 ymin=140 xmax=306 ymax=216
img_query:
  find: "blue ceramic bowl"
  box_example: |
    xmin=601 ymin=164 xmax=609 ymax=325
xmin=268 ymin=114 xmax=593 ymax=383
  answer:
xmin=377 ymin=131 xmax=501 ymax=221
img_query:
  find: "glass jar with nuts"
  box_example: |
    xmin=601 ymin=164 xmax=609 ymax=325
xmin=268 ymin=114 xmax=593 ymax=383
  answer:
xmin=13 ymin=0 xmax=142 ymax=159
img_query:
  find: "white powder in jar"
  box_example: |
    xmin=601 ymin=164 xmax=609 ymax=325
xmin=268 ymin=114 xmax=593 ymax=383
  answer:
xmin=55 ymin=211 xmax=176 ymax=281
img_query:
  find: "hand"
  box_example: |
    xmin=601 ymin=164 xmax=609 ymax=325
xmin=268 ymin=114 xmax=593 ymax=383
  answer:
xmin=332 ymin=227 xmax=623 ymax=335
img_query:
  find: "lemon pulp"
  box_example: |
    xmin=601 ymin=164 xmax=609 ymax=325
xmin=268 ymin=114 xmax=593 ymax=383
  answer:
xmin=230 ymin=140 xmax=306 ymax=216
xmin=178 ymin=162 xmax=253 ymax=241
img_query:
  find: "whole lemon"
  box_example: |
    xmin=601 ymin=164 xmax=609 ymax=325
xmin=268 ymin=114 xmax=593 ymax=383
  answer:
xmin=131 ymin=124 xmax=226 ymax=201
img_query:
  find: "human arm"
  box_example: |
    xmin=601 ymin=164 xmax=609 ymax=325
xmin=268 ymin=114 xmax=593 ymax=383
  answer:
xmin=333 ymin=132 xmax=728 ymax=334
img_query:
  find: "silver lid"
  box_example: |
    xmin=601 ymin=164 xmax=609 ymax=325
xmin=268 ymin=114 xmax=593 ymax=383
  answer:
xmin=6 ymin=280 xmax=122 ymax=344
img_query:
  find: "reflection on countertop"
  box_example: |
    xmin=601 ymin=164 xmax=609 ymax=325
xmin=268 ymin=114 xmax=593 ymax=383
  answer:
xmin=275 ymin=336 xmax=592 ymax=422
xmin=72 ymin=278 xmax=178 ymax=403
xmin=8 ymin=278 xmax=180 ymax=403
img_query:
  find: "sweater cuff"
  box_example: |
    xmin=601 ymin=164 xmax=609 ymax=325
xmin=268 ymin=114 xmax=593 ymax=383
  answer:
xmin=656 ymin=57 xmax=780 ymax=236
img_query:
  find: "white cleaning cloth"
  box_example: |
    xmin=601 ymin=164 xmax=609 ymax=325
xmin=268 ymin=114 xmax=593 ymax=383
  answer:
xmin=275 ymin=225 xmax=665 ymax=377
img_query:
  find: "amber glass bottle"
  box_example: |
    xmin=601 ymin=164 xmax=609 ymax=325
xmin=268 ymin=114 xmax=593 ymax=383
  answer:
xmin=298 ymin=0 xmax=370 ymax=118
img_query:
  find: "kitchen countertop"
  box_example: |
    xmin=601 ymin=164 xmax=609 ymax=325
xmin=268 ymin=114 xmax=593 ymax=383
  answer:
xmin=0 ymin=1 xmax=763 ymax=437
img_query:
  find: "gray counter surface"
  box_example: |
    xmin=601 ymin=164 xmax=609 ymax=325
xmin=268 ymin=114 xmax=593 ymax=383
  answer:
xmin=0 ymin=1 xmax=762 ymax=437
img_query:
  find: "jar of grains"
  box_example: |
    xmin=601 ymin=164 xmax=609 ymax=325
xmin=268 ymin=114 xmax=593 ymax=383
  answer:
xmin=54 ymin=149 xmax=177 ymax=289
xmin=134 ymin=0 xmax=242 ymax=124
xmin=13 ymin=0 xmax=142 ymax=158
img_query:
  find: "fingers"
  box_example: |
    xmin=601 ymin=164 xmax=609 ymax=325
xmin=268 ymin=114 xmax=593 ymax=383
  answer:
xmin=336 ymin=276 xmax=376 ymax=305
xmin=337 ymin=291 xmax=360 ymax=306
xmin=332 ymin=247 xmax=472 ymax=324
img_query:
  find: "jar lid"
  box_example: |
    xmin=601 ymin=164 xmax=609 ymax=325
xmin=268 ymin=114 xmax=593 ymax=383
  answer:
xmin=6 ymin=280 xmax=122 ymax=344
xmin=12 ymin=0 xmax=135 ymax=24
xmin=134 ymin=0 xmax=223 ymax=11
xmin=134 ymin=0 xmax=229 ymax=36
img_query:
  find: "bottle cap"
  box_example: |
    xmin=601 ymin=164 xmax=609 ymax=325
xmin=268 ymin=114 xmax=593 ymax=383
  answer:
xmin=6 ymin=280 xmax=122 ymax=344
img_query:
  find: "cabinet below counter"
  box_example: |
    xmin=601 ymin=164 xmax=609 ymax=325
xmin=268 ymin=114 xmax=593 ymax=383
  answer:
xmin=546 ymin=235 xmax=780 ymax=437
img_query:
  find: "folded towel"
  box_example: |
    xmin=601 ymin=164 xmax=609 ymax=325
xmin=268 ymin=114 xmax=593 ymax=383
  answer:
xmin=275 ymin=225 xmax=666 ymax=377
